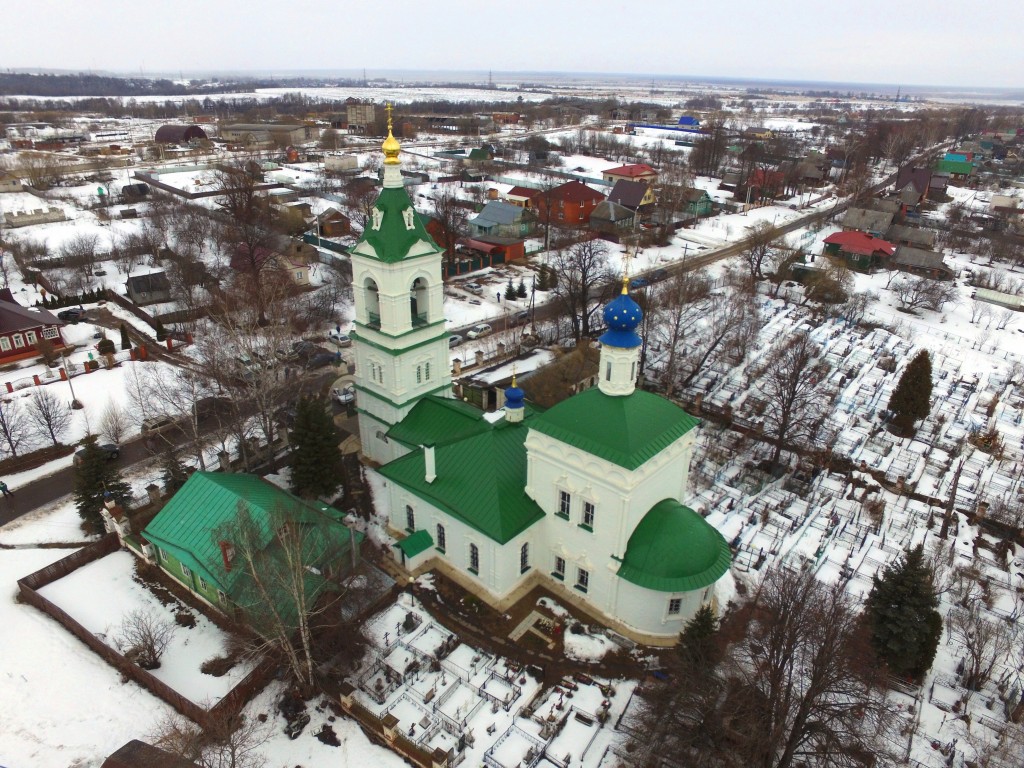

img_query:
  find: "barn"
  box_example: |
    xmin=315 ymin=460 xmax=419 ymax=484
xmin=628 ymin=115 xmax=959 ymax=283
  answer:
xmin=154 ymin=124 xmax=208 ymax=144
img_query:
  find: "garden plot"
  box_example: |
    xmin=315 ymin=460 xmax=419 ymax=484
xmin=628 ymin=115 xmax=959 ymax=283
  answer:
xmin=37 ymin=550 xmax=253 ymax=705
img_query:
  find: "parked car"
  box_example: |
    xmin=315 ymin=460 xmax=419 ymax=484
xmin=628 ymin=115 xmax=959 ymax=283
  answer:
xmin=629 ymin=276 xmax=649 ymax=290
xmin=141 ymin=414 xmax=178 ymax=433
xmin=331 ymin=386 xmax=356 ymax=405
xmin=58 ymin=308 xmax=86 ymax=323
xmin=510 ymin=310 xmax=530 ymax=326
xmin=466 ymin=323 xmax=492 ymax=340
xmin=651 ymin=268 xmax=668 ymax=280
xmin=463 ymin=282 xmax=484 ymax=295
xmin=448 ymin=334 xmax=464 ymax=348
xmin=329 ymin=327 xmax=353 ymax=347
xmin=306 ymin=351 xmax=338 ymax=369
xmin=73 ymin=443 xmax=120 ymax=466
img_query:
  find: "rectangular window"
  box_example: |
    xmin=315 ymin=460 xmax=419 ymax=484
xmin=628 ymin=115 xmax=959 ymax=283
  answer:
xmin=605 ymin=362 xmax=612 ymax=381
xmin=668 ymin=598 xmax=682 ymax=615
xmin=469 ymin=543 xmax=480 ymax=574
xmin=436 ymin=524 xmax=446 ymax=553
xmin=520 ymin=543 xmax=529 ymax=573
xmin=42 ymin=326 xmax=59 ymax=340
xmin=181 ymin=563 xmax=192 ymax=579
xmin=12 ymin=334 xmax=24 ymax=349
xmin=553 ymin=556 xmax=566 ymax=580
xmin=558 ymin=490 xmax=571 ymax=519
xmin=25 ymin=331 xmax=37 ymax=345
xmin=425 ymin=362 xmax=431 ymax=380
xmin=575 ymin=567 xmax=589 ymax=593
xmin=295 ymin=271 xmax=303 ymax=280
xmin=582 ymin=502 xmax=595 ymax=530
xmin=159 ymin=548 xmax=167 ymax=562
xmin=405 ymin=505 xmax=415 ymax=532
xmin=0 ymin=337 xmax=9 ymax=352
xmin=218 ymin=590 xmax=227 ymax=603
xmin=416 ymin=365 xmax=422 ymax=384
xmin=198 ymin=575 xmax=208 ymax=591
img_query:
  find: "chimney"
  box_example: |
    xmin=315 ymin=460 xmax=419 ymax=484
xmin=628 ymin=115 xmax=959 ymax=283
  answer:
xmin=219 ymin=540 xmax=234 ymax=572
xmin=424 ymin=445 xmax=436 ymax=484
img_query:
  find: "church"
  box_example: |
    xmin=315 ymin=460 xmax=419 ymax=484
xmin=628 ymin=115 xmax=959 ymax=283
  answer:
xmin=350 ymin=113 xmax=731 ymax=645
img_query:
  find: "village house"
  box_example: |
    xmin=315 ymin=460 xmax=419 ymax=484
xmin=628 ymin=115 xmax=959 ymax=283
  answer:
xmin=469 ymin=200 xmax=535 ymax=238
xmin=124 ymin=271 xmax=172 ymax=306
xmin=0 ymin=289 xmax=65 ymax=362
xmin=0 ymin=170 xmax=22 ymax=193
xmin=231 ymin=236 xmax=318 ymax=287
xmin=602 ymin=163 xmax=658 ymax=186
xmin=840 ymin=207 xmax=895 ymax=238
xmin=886 ymin=224 xmax=937 ymax=250
xmin=504 ymin=185 xmax=541 ymax=209
xmin=589 ymin=200 xmax=637 ymax=235
xmin=607 ymin=179 xmax=656 ymax=214
xmin=889 ymin=245 xmax=955 ymax=280
xmin=822 ymin=231 xmax=895 ymax=272
xmin=536 ymin=180 xmax=605 ymax=226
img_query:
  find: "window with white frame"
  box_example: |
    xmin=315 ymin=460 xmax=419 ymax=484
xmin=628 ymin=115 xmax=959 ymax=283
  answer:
xmin=405 ymin=505 xmax=415 ymax=532
xmin=416 ymin=365 xmax=423 ymax=384
xmin=198 ymin=575 xmax=208 ymax=591
xmin=42 ymin=326 xmax=59 ymax=340
xmin=295 ymin=271 xmax=304 ymax=280
xmin=553 ymin=555 xmax=566 ymax=579
xmin=181 ymin=563 xmax=192 ymax=579
xmin=582 ymin=501 xmax=595 ymax=529
xmin=520 ymin=543 xmax=529 ymax=573
xmin=0 ymin=337 xmax=10 ymax=352
xmin=575 ymin=567 xmax=589 ymax=593
xmin=159 ymin=548 xmax=167 ymax=562
xmin=436 ymin=524 xmax=446 ymax=552
xmin=469 ymin=543 xmax=480 ymax=574
xmin=558 ymin=490 xmax=571 ymax=518
xmin=218 ymin=590 xmax=227 ymax=603
xmin=25 ymin=331 xmax=36 ymax=345
xmin=605 ymin=362 xmax=612 ymax=381
xmin=425 ymin=362 xmax=431 ymax=380
xmin=12 ymin=334 xmax=24 ymax=349
xmin=668 ymin=597 xmax=682 ymax=615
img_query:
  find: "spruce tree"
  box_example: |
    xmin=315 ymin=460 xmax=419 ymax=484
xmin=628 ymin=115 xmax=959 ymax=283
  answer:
xmin=119 ymin=323 xmax=132 ymax=351
xmin=864 ymin=545 xmax=942 ymax=678
xmin=160 ymin=448 xmax=189 ymax=496
xmin=536 ymin=267 xmax=550 ymax=292
xmin=74 ymin=436 xmax=133 ymax=533
xmin=888 ymin=350 xmax=932 ymax=434
xmin=517 ymin=279 xmax=528 ymax=298
xmin=677 ymin=604 xmax=720 ymax=670
xmin=289 ymin=397 xmax=342 ymax=499
xmin=504 ymin=278 xmax=517 ymax=300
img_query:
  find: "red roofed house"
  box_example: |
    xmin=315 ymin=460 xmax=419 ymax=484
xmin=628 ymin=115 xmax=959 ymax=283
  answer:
xmin=602 ymin=164 xmax=659 ymax=186
xmin=0 ymin=289 xmax=65 ymax=362
xmin=537 ymin=181 xmax=606 ymax=226
xmin=504 ymin=185 xmax=541 ymax=209
xmin=739 ymin=168 xmax=786 ymax=203
xmin=822 ymin=231 xmax=895 ymax=272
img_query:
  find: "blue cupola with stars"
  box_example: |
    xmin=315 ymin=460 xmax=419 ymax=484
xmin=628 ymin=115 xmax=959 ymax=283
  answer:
xmin=505 ymin=374 xmax=526 ymax=423
xmin=599 ymin=279 xmax=643 ymax=349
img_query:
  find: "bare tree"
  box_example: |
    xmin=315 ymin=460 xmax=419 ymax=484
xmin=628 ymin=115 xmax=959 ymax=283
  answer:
xmin=17 ymin=152 xmax=63 ymax=190
xmin=118 ymin=609 xmax=175 ymax=670
xmin=430 ymin=190 xmax=469 ymax=272
xmin=99 ymin=401 xmax=132 ymax=445
xmin=25 ymin=388 xmax=72 ymax=445
xmin=742 ymin=220 xmax=778 ymax=280
xmin=60 ymin=232 xmax=100 ymax=291
xmin=752 ymin=332 xmax=833 ymax=469
xmin=152 ymin=710 xmax=269 ymax=768
xmin=550 ymin=237 xmax=611 ymax=342
xmin=649 ymin=268 xmax=712 ymax=397
xmin=679 ymin=288 xmax=758 ymax=390
xmin=0 ymin=397 xmax=29 ymax=457
xmin=892 ymin=275 xmax=958 ymax=313
xmin=949 ymin=605 xmax=1013 ymax=699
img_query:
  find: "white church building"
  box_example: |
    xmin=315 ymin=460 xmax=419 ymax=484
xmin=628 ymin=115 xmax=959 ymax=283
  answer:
xmin=352 ymin=115 xmax=731 ymax=645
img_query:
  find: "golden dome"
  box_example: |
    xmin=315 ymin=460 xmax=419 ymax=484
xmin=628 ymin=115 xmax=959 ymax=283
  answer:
xmin=382 ymin=102 xmax=400 ymax=165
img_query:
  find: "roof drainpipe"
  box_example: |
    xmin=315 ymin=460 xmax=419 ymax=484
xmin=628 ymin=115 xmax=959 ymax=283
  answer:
xmin=424 ymin=445 xmax=436 ymax=484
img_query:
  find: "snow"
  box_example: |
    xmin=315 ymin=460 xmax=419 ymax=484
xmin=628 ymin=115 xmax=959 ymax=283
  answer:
xmin=563 ymin=631 xmax=613 ymax=663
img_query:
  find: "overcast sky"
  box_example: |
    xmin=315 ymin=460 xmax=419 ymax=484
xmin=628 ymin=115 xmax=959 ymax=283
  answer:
xmin=5 ymin=1 xmax=1021 ymax=90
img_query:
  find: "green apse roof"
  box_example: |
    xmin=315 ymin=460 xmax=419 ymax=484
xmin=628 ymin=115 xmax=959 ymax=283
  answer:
xmin=387 ymin=396 xmax=491 ymax=449
xmin=143 ymin=472 xmax=355 ymax=597
xmin=617 ymin=499 xmax=732 ymax=592
xmin=531 ymin=387 xmax=700 ymax=470
xmin=378 ymin=420 xmax=545 ymax=544
xmin=351 ymin=185 xmax=442 ymax=263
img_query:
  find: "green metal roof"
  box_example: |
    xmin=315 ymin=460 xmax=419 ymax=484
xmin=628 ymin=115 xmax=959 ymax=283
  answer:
xmin=531 ymin=388 xmax=700 ymax=470
xmin=378 ymin=420 xmax=545 ymax=544
xmin=386 ymin=395 xmax=490 ymax=448
xmin=143 ymin=472 xmax=352 ymax=597
xmin=617 ymin=499 xmax=732 ymax=592
xmin=934 ymin=159 xmax=974 ymax=176
xmin=395 ymin=529 xmax=434 ymax=557
xmin=351 ymin=185 xmax=442 ymax=263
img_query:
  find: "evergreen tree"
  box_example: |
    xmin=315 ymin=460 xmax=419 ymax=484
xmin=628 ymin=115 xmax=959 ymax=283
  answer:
xmin=888 ymin=350 xmax=932 ymax=434
xmin=74 ymin=436 xmax=133 ymax=533
xmin=864 ymin=545 xmax=942 ymax=678
xmin=289 ymin=397 xmax=342 ymax=499
xmin=677 ymin=604 xmax=720 ymax=670
xmin=119 ymin=323 xmax=132 ymax=351
xmin=516 ymin=279 xmax=528 ymax=299
xmin=154 ymin=319 xmax=167 ymax=341
xmin=160 ymin=448 xmax=189 ymax=496
xmin=504 ymin=278 xmax=517 ymax=300
xmin=536 ymin=267 xmax=550 ymax=292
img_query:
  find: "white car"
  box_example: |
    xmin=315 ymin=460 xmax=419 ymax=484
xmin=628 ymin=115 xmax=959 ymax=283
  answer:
xmin=331 ymin=386 xmax=355 ymax=405
xmin=466 ymin=323 xmax=492 ymax=340
xmin=463 ymin=282 xmax=484 ymax=295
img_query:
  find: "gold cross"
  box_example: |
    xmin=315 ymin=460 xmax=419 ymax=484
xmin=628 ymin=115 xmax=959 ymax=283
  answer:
xmin=385 ymin=102 xmax=393 ymax=131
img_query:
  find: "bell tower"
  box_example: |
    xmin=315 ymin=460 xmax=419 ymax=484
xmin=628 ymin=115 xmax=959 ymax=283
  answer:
xmin=351 ymin=105 xmax=451 ymax=464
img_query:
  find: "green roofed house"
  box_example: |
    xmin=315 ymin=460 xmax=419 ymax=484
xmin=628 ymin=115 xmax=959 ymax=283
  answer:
xmin=139 ymin=472 xmax=362 ymax=622
xmin=354 ymin=126 xmax=731 ymax=646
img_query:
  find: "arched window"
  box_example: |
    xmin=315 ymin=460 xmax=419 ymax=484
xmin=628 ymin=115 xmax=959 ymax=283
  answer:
xmin=424 ymin=362 xmax=431 ymax=381
xmin=469 ymin=543 xmax=480 ymax=574
xmin=436 ymin=524 xmax=446 ymax=552
xmin=520 ymin=543 xmax=529 ymax=573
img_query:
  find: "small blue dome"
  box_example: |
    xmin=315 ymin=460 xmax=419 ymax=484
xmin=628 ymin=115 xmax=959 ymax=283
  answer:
xmin=504 ymin=382 xmax=525 ymax=410
xmin=599 ymin=289 xmax=643 ymax=349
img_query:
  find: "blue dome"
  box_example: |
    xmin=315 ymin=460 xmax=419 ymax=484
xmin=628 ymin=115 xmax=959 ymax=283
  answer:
xmin=504 ymin=383 xmax=525 ymax=410
xmin=599 ymin=290 xmax=643 ymax=349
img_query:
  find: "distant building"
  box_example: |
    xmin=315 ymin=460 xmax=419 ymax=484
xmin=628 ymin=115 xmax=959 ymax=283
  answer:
xmin=219 ymin=123 xmax=318 ymax=145
xmin=346 ymin=100 xmax=377 ymax=135
xmin=602 ymin=163 xmax=658 ymax=186
xmin=0 ymin=170 xmax=21 ymax=193
xmin=153 ymin=124 xmax=208 ymax=144
xmin=890 ymin=246 xmax=954 ymax=280
xmin=125 ymin=271 xmax=172 ymax=306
